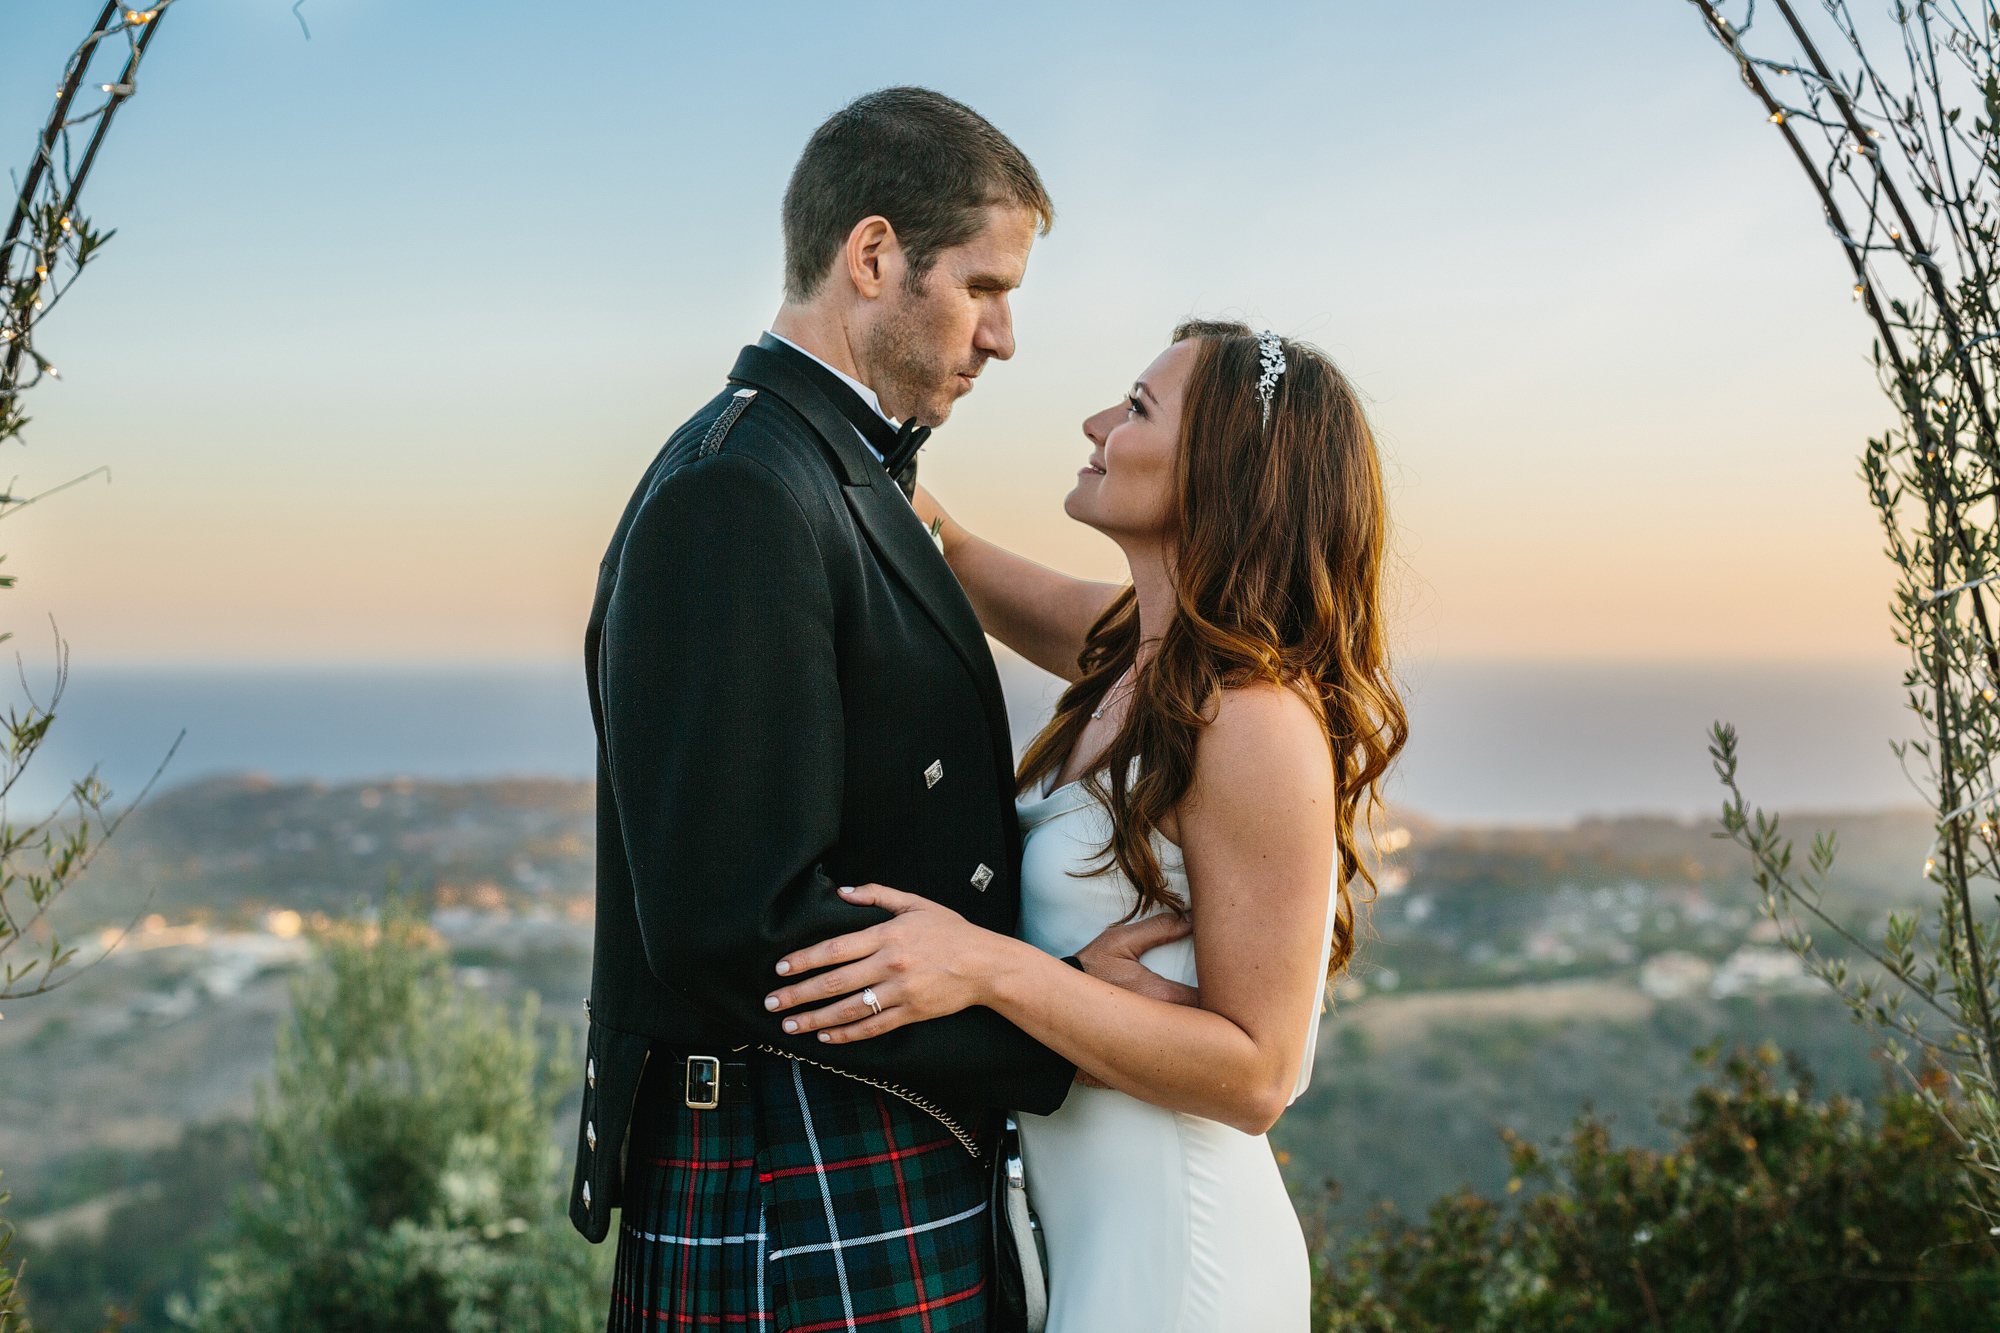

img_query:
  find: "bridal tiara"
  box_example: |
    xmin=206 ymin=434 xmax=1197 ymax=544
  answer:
xmin=1256 ymin=331 xmax=1287 ymax=427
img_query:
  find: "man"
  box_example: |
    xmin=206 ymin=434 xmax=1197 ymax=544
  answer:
xmin=571 ymin=88 xmax=1135 ymax=1331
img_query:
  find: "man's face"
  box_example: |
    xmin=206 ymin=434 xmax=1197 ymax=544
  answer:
xmin=861 ymin=203 xmax=1038 ymax=427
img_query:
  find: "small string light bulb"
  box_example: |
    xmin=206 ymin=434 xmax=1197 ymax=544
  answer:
xmin=1769 ymin=110 xmax=1787 ymax=124
xmin=1853 ymin=284 xmax=1866 ymax=300
xmin=1925 ymin=856 xmax=1938 ymax=875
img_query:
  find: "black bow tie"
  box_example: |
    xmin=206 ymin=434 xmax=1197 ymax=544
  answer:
xmin=756 ymin=334 xmax=928 ymax=499
xmin=882 ymin=419 xmax=930 ymax=500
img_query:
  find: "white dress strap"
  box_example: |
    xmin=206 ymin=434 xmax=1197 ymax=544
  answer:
xmin=1288 ymin=867 xmax=1341 ymax=1105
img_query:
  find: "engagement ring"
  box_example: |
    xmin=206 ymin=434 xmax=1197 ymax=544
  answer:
xmin=862 ymin=986 xmax=882 ymax=1016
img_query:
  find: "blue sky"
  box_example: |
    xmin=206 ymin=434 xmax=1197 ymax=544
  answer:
xmin=2 ymin=0 xmax=1899 ymax=665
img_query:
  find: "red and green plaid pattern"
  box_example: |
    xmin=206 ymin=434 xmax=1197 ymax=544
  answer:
xmin=610 ymin=1052 xmax=991 ymax=1332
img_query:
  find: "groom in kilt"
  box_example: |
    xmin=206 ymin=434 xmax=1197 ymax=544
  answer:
xmin=573 ymin=88 xmax=1096 ymax=1331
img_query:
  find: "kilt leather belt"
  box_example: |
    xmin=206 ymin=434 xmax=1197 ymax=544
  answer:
xmin=677 ymin=1053 xmax=753 ymax=1110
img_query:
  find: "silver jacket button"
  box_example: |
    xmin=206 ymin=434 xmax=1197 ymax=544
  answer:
xmin=924 ymin=760 xmax=943 ymax=789
xmin=582 ymin=1181 xmax=592 ymax=1208
xmin=586 ymin=1120 xmax=597 ymax=1151
xmin=586 ymin=1058 xmax=595 ymax=1089
xmin=970 ymin=863 xmax=994 ymax=892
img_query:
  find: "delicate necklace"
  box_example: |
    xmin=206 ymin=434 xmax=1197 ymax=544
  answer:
xmin=1091 ymin=664 xmax=1137 ymax=721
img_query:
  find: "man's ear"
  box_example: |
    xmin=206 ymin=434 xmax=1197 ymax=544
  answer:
xmin=844 ymin=216 xmax=903 ymax=301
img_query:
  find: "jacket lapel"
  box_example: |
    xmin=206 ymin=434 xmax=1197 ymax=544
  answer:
xmin=724 ymin=345 xmax=1018 ymax=775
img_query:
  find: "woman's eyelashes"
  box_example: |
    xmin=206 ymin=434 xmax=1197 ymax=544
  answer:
xmin=1126 ymin=392 xmax=1146 ymax=418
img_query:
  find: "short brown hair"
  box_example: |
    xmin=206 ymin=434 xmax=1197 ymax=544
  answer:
xmin=782 ymin=87 xmax=1053 ymax=302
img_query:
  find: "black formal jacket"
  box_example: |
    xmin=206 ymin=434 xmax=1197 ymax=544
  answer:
xmin=567 ymin=339 xmax=1076 ymax=1242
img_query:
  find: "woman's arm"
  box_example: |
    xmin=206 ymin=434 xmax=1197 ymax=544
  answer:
xmin=762 ymin=682 xmax=1338 ymax=1135
xmin=914 ymin=485 xmax=1121 ymax=682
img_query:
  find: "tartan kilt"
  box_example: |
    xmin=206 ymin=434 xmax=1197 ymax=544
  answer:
xmin=610 ymin=1049 xmax=992 ymax=1332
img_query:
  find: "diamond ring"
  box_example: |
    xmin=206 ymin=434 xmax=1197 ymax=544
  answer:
xmin=862 ymin=986 xmax=882 ymax=1017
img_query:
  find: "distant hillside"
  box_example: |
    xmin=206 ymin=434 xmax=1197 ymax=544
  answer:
xmin=1400 ymin=807 xmax=1931 ymax=904
xmin=1 ymin=774 xmax=1937 ymax=1329
xmin=1276 ymin=983 xmax=1883 ymax=1226
xmin=1363 ymin=807 xmax=1930 ymax=993
xmin=59 ymin=773 xmax=595 ymax=930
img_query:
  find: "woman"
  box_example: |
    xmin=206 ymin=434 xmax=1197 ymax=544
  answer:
xmin=762 ymin=320 xmax=1406 ymax=1331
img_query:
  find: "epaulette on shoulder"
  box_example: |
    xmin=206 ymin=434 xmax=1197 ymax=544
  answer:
xmin=698 ymin=387 xmax=758 ymax=458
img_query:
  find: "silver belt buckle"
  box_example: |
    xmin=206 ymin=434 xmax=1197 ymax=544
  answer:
xmin=684 ymin=1054 xmax=722 ymax=1111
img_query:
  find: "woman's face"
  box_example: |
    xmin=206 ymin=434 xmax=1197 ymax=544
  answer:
xmin=1065 ymin=339 xmax=1195 ymax=546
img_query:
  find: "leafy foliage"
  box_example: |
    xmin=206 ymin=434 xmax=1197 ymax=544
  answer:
xmin=1 ymin=1173 xmax=26 ymax=1333
xmin=1310 ymin=1044 xmax=2000 ymax=1331
xmin=1688 ymin=0 xmax=2000 ymax=1222
xmin=168 ymin=897 xmax=605 ymax=1332
xmin=0 ymin=649 xmax=125 ymax=1008
xmin=0 ymin=1 xmax=189 ymax=1009
xmin=1 ymin=4 xmax=174 ymax=445
xmin=0 ymin=8 xmax=186 ymax=1326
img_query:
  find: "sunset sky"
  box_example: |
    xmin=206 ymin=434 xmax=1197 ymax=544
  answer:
xmin=3 ymin=0 xmax=1900 ymax=670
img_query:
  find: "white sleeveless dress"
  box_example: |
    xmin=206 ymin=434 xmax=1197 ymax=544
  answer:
xmin=1014 ymin=777 xmax=1334 ymax=1333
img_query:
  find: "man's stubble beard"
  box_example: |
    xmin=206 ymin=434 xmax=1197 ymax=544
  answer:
xmin=863 ymin=282 xmax=979 ymax=428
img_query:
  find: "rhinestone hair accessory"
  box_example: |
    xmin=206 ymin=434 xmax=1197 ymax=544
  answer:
xmin=1256 ymin=331 xmax=1287 ymax=427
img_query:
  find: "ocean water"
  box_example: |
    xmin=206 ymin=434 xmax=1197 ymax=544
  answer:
xmin=1385 ymin=657 xmax=1915 ymax=823
xmin=20 ymin=653 xmax=1915 ymax=824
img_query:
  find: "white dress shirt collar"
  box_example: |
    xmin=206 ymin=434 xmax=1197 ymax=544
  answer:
xmin=761 ymin=332 xmax=916 ymax=510
xmin=764 ymin=331 xmax=898 ymax=445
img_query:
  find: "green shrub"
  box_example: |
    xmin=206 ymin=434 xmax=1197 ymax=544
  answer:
xmin=1311 ymin=1044 xmax=2000 ymax=1331
xmin=2 ymin=1172 xmax=26 ymax=1333
xmin=169 ymin=897 xmax=606 ymax=1332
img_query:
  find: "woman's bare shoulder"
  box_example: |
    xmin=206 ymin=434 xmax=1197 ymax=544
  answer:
xmin=1194 ymin=679 xmax=1336 ymax=805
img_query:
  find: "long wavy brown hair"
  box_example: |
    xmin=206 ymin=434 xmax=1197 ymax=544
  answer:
xmin=1017 ymin=320 xmax=1407 ymax=977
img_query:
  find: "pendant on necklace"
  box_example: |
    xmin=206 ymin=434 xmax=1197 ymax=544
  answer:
xmin=1091 ymin=665 xmax=1135 ymax=721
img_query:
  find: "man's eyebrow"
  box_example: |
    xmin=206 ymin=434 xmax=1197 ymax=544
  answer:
xmin=965 ymin=269 xmax=1022 ymax=291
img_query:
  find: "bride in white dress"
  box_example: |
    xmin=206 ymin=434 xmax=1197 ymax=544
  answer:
xmin=763 ymin=319 xmax=1405 ymax=1332
xmin=1009 ymin=769 xmax=1340 ymax=1329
